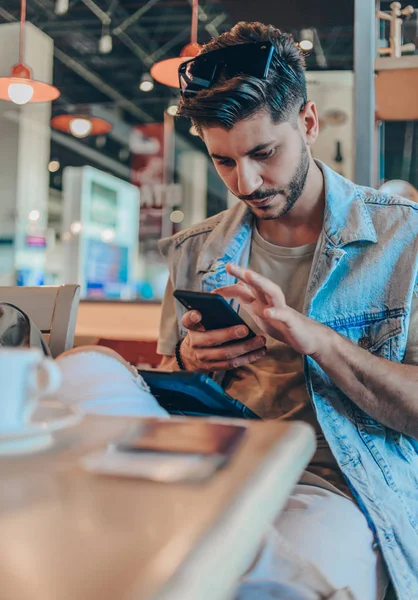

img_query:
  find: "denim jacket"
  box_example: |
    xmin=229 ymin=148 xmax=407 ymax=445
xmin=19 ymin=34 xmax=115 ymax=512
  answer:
xmin=159 ymin=162 xmax=418 ymax=598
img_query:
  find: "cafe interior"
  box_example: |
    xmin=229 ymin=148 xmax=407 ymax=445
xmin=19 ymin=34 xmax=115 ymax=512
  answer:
xmin=0 ymin=0 xmax=418 ymax=598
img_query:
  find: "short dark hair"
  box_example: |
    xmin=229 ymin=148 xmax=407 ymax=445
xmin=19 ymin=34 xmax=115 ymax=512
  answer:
xmin=177 ymin=21 xmax=307 ymax=132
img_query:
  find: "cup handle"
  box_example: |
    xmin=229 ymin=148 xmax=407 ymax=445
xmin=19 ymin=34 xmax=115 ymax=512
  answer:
xmin=38 ymin=360 xmax=62 ymax=397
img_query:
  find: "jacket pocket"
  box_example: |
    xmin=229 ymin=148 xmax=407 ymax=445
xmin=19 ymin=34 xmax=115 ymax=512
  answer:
xmin=334 ymin=312 xmax=405 ymax=362
xmin=390 ymin=431 xmax=418 ymax=464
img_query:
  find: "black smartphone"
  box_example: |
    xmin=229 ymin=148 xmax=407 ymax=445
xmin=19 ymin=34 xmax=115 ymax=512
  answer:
xmin=173 ymin=289 xmax=256 ymax=340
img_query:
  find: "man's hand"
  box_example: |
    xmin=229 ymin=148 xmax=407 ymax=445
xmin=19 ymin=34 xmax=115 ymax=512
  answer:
xmin=178 ymin=308 xmax=267 ymax=372
xmin=208 ymin=264 xmax=418 ymax=439
xmin=217 ymin=263 xmax=331 ymax=358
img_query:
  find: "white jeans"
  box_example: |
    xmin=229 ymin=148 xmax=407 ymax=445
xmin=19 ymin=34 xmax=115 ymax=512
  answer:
xmin=236 ymin=484 xmax=389 ymax=600
xmin=54 ymin=346 xmax=169 ymax=418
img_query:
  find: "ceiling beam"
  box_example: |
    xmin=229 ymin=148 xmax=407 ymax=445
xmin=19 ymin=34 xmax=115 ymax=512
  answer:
xmin=0 ymin=5 xmax=154 ymax=121
xmin=147 ymin=28 xmax=190 ymax=63
xmin=51 ymin=130 xmax=131 ymax=179
xmin=0 ymin=2 xmax=205 ymax=167
xmin=54 ymin=47 xmax=154 ymax=122
xmin=113 ymin=0 xmax=161 ymax=35
xmin=79 ymin=0 xmax=110 ymax=25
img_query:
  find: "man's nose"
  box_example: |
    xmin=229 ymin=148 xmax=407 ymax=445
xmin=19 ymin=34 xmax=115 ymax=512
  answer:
xmin=236 ymin=164 xmax=263 ymax=197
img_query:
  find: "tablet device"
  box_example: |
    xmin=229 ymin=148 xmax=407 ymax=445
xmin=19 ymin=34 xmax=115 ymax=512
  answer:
xmin=138 ymin=369 xmax=261 ymax=420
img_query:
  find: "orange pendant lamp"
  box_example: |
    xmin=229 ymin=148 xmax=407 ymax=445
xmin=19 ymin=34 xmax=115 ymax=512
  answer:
xmin=150 ymin=0 xmax=200 ymax=88
xmin=51 ymin=113 xmax=112 ymax=138
xmin=0 ymin=0 xmax=60 ymax=104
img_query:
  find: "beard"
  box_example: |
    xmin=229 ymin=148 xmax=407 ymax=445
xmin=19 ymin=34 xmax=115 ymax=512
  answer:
xmin=240 ymin=139 xmax=310 ymax=221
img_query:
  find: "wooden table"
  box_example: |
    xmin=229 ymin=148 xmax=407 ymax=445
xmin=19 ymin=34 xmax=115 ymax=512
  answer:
xmin=0 ymin=415 xmax=315 ymax=600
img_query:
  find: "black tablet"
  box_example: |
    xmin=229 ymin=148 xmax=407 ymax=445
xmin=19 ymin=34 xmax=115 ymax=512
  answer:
xmin=137 ymin=370 xmax=261 ymax=420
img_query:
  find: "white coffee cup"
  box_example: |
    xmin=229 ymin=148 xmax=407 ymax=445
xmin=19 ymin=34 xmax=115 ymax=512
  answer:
xmin=0 ymin=349 xmax=62 ymax=431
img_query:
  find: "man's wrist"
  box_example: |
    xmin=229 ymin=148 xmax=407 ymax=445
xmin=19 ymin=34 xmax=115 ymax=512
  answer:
xmin=309 ymin=324 xmax=341 ymax=365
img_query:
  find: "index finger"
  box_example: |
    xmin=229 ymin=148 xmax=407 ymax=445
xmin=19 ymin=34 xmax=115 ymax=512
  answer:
xmin=226 ymin=263 xmax=286 ymax=307
xmin=215 ymin=284 xmax=255 ymax=304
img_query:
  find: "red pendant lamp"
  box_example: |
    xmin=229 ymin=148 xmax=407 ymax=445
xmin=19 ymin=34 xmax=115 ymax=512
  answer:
xmin=51 ymin=113 xmax=112 ymax=138
xmin=150 ymin=0 xmax=200 ymax=88
xmin=0 ymin=0 xmax=60 ymax=104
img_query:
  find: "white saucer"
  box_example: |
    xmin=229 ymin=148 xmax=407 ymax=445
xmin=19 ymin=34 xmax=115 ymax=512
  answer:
xmin=0 ymin=402 xmax=82 ymax=456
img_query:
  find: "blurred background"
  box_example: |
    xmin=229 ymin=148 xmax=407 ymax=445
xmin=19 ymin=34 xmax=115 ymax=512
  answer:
xmin=1 ymin=0 xmax=418 ymax=303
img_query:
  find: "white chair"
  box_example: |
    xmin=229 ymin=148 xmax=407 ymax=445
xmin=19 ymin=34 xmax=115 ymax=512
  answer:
xmin=0 ymin=285 xmax=80 ymax=358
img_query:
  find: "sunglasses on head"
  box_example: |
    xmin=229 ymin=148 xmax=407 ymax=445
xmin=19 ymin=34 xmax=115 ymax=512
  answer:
xmin=178 ymin=41 xmax=276 ymax=97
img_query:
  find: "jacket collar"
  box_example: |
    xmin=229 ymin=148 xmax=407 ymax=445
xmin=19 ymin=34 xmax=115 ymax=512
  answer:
xmin=197 ymin=202 xmax=253 ymax=273
xmin=318 ymin=161 xmax=377 ymax=248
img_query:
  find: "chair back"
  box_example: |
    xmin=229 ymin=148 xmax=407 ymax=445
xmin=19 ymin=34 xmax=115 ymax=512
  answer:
xmin=0 ymin=285 xmax=80 ymax=357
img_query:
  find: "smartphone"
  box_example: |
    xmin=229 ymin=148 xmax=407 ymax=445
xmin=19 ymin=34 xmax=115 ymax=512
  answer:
xmin=112 ymin=419 xmax=247 ymax=456
xmin=83 ymin=419 xmax=248 ymax=482
xmin=173 ymin=289 xmax=256 ymax=340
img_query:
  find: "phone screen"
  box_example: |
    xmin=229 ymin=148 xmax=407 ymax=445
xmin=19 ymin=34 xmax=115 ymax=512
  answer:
xmin=113 ymin=419 xmax=247 ymax=456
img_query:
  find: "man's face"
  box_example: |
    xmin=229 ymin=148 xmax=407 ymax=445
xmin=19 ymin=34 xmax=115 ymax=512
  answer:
xmin=201 ymin=107 xmax=316 ymax=220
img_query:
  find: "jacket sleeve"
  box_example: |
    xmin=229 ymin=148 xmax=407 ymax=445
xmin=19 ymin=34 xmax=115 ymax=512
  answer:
xmin=157 ymin=276 xmax=180 ymax=356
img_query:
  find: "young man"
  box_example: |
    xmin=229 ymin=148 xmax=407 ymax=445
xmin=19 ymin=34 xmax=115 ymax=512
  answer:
xmin=157 ymin=21 xmax=418 ymax=599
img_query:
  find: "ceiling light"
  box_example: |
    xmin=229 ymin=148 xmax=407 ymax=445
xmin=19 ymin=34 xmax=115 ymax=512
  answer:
xmin=140 ymin=80 xmax=153 ymax=92
xmin=55 ymin=0 xmax=69 ymax=15
xmin=151 ymin=42 xmax=200 ymax=88
xmin=0 ymin=64 xmax=59 ymax=107
xmin=101 ymin=228 xmax=115 ymax=243
xmin=51 ymin=113 xmax=112 ymax=138
xmin=8 ymin=82 xmax=33 ymax=104
xmin=299 ymin=39 xmax=314 ymax=51
xmin=28 ymin=209 xmax=41 ymax=222
xmin=95 ymin=135 xmax=107 ymax=148
xmin=70 ymin=221 xmax=82 ymax=235
xmin=0 ymin=0 xmax=60 ymax=104
xmin=48 ymin=160 xmax=60 ymax=172
xmin=139 ymin=73 xmax=154 ymax=92
xmin=167 ymin=103 xmax=178 ymax=116
xmin=170 ymin=210 xmax=184 ymax=224
xmin=119 ymin=148 xmax=130 ymax=161
xmin=151 ymin=0 xmax=200 ymax=88
xmin=99 ymin=34 xmax=112 ymax=55
xmin=69 ymin=118 xmax=93 ymax=138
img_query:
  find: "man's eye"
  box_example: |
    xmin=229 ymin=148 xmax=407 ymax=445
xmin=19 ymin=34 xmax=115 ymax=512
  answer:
xmin=254 ymin=149 xmax=275 ymax=160
xmin=217 ymin=159 xmax=234 ymax=167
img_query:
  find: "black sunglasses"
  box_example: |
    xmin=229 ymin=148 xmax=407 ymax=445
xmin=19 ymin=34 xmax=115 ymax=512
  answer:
xmin=178 ymin=41 xmax=276 ymax=97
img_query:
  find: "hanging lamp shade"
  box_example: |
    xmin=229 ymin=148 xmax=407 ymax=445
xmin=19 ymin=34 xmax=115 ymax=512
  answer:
xmin=51 ymin=113 xmax=112 ymax=138
xmin=151 ymin=42 xmax=200 ymax=88
xmin=150 ymin=0 xmax=200 ymax=88
xmin=0 ymin=0 xmax=60 ymax=104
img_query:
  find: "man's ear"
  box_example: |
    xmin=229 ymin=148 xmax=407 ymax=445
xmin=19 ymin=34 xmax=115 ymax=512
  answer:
xmin=299 ymin=101 xmax=319 ymax=146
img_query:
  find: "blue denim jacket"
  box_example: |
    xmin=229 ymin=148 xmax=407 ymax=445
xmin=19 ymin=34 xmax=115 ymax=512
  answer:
xmin=159 ymin=162 xmax=418 ymax=598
